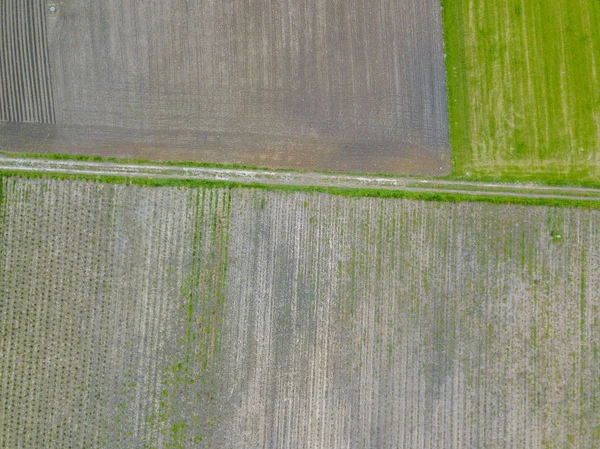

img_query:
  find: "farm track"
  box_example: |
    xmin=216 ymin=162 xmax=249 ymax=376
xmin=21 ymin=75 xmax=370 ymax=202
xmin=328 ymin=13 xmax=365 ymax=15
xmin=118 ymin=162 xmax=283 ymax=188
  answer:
xmin=2 ymin=155 xmax=600 ymax=202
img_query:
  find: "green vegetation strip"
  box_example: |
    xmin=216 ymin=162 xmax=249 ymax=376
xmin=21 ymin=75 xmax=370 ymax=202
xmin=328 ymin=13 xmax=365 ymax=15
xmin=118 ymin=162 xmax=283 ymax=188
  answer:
xmin=405 ymin=182 xmax=600 ymax=199
xmin=1 ymin=169 xmax=600 ymax=210
xmin=0 ymin=150 xmax=281 ymax=172
xmin=442 ymin=0 xmax=600 ymax=184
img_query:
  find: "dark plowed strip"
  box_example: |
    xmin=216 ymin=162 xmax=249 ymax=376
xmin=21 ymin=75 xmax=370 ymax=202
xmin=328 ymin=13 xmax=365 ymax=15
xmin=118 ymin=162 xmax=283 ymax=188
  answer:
xmin=0 ymin=0 xmax=54 ymax=124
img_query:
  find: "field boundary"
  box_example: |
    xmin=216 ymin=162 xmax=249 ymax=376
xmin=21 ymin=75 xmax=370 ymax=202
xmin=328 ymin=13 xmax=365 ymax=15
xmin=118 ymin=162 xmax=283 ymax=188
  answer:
xmin=2 ymin=155 xmax=600 ymax=206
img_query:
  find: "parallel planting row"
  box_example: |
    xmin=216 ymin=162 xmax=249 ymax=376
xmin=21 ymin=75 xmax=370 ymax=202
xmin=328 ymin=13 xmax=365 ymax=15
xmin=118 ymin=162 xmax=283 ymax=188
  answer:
xmin=1 ymin=177 xmax=599 ymax=447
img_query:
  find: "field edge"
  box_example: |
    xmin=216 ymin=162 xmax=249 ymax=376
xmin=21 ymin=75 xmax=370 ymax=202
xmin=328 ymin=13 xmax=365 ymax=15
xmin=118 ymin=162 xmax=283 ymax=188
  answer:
xmin=2 ymin=169 xmax=600 ymax=211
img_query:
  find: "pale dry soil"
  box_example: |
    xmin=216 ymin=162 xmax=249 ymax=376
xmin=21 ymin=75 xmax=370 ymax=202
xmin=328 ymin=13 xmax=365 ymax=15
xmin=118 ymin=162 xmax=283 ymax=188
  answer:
xmin=1 ymin=178 xmax=599 ymax=448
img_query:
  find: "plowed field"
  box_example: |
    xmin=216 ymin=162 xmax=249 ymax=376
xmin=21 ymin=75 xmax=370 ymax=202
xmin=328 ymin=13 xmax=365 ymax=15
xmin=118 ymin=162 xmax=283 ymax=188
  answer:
xmin=1 ymin=177 xmax=598 ymax=447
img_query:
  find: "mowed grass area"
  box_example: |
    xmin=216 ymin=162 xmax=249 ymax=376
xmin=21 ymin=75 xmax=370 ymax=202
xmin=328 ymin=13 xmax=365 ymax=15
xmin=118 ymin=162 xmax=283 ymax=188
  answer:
xmin=443 ymin=0 xmax=600 ymax=183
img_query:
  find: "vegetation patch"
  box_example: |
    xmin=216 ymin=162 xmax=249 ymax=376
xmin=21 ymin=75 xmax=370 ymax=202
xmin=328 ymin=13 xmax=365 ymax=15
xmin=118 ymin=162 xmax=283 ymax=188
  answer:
xmin=443 ymin=0 xmax=600 ymax=184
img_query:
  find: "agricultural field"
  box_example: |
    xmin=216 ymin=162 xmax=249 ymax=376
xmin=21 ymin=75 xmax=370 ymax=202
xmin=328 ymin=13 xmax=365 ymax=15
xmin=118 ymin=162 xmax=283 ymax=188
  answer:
xmin=0 ymin=0 xmax=449 ymax=175
xmin=444 ymin=0 xmax=600 ymax=183
xmin=1 ymin=177 xmax=599 ymax=448
xmin=2 ymin=0 xmax=600 ymax=447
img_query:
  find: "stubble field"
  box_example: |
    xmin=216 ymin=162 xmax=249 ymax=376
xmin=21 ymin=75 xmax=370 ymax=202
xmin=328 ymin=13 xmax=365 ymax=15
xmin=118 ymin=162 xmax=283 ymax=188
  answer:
xmin=1 ymin=177 xmax=599 ymax=448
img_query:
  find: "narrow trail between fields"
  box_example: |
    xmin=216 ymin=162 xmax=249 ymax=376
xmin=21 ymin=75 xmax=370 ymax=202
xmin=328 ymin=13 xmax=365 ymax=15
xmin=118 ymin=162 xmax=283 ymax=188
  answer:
xmin=2 ymin=155 xmax=600 ymax=202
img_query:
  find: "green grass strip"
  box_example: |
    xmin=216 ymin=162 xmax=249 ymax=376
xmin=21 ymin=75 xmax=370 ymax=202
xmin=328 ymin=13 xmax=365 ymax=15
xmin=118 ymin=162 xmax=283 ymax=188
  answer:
xmin=441 ymin=0 xmax=470 ymax=175
xmin=2 ymin=169 xmax=600 ymax=210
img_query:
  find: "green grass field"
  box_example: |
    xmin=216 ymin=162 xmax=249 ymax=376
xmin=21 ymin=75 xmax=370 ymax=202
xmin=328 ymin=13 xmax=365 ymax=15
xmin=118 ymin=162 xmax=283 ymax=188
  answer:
xmin=443 ymin=0 xmax=600 ymax=184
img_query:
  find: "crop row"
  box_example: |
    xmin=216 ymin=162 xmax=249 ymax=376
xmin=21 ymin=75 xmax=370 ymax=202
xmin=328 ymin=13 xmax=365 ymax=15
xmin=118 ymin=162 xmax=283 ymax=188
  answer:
xmin=1 ymin=177 xmax=598 ymax=447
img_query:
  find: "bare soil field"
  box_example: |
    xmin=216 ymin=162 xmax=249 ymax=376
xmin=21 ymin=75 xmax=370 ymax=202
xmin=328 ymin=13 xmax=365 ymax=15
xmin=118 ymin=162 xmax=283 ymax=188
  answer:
xmin=0 ymin=0 xmax=449 ymax=174
xmin=1 ymin=177 xmax=598 ymax=448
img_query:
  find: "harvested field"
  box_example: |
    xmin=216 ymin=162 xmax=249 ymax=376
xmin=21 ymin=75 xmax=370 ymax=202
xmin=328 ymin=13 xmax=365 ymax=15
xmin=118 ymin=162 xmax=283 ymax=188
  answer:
xmin=1 ymin=177 xmax=599 ymax=448
xmin=0 ymin=0 xmax=449 ymax=174
xmin=444 ymin=0 xmax=600 ymax=183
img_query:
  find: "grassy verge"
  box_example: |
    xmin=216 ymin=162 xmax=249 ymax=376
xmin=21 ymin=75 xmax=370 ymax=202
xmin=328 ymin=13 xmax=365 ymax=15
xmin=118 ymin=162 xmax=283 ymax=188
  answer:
xmin=406 ymin=182 xmax=600 ymax=198
xmin=446 ymin=173 xmax=600 ymax=190
xmin=2 ymin=169 xmax=600 ymax=210
xmin=0 ymin=150 xmax=283 ymax=172
xmin=441 ymin=0 xmax=470 ymax=175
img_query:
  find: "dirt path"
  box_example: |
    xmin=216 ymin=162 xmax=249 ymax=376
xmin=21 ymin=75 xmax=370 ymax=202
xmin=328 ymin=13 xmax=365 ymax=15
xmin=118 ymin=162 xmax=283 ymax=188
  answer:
xmin=1 ymin=155 xmax=599 ymax=202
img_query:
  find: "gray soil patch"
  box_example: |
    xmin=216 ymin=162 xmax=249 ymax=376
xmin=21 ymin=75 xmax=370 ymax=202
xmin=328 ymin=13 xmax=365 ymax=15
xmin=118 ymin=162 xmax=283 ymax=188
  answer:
xmin=1 ymin=178 xmax=598 ymax=448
